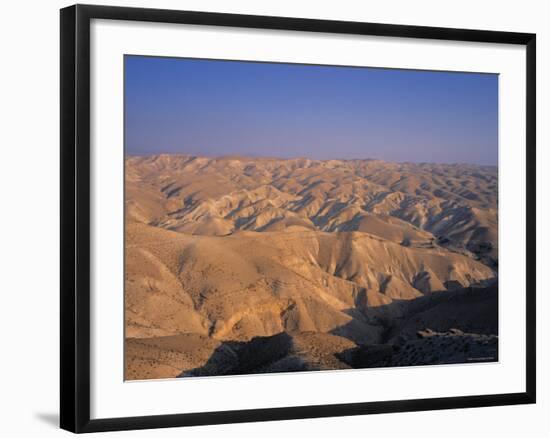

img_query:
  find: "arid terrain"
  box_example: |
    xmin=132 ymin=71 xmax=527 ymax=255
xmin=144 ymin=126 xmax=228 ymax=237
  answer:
xmin=124 ymin=154 xmax=498 ymax=380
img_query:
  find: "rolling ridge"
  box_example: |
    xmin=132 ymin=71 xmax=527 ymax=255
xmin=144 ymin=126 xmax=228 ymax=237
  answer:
xmin=124 ymin=154 xmax=498 ymax=380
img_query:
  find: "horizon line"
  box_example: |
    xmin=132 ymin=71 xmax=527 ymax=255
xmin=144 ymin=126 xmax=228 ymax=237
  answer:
xmin=125 ymin=152 xmax=498 ymax=167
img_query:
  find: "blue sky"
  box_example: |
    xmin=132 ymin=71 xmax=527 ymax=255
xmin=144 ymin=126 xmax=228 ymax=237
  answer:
xmin=125 ymin=55 xmax=498 ymax=165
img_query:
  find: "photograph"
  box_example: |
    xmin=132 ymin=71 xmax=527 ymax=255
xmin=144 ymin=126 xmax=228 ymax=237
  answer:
xmin=124 ymin=55 xmax=499 ymax=381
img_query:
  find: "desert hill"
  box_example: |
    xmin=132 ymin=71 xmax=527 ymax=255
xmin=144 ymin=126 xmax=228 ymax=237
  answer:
xmin=124 ymin=154 xmax=498 ymax=380
xmin=126 ymin=155 xmax=498 ymax=266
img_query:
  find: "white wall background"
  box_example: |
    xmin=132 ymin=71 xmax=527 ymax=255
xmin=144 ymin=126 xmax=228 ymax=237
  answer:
xmin=0 ymin=0 xmax=546 ymax=436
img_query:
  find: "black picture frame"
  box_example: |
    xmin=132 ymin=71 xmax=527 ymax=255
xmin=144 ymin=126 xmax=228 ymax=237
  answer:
xmin=60 ymin=4 xmax=536 ymax=433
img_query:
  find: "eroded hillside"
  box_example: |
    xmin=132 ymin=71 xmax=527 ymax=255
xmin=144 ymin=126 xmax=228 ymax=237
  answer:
xmin=124 ymin=155 xmax=498 ymax=380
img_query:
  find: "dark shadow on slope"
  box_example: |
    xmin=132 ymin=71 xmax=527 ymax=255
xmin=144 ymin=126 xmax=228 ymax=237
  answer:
xmin=336 ymin=330 xmax=498 ymax=369
xmin=333 ymin=284 xmax=499 ymax=369
xmin=331 ymin=283 xmax=498 ymax=345
xmin=179 ymin=284 xmax=498 ymax=377
xmin=178 ymin=332 xmax=302 ymax=377
xmin=393 ymin=283 xmax=498 ymax=341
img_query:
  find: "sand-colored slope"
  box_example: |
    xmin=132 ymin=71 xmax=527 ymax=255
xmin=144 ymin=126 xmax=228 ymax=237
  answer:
xmin=126 ymin=221 xmax=494 ymax=344
xmin=124 ymin=154 xmax=498 ymax=380
xmin=329 ymin=213 xmax=434 ymax=245
xmin=126 ymin=155 xmax=498 ymax=266
xmin=125 ymin=333 xmax=220 ymax=380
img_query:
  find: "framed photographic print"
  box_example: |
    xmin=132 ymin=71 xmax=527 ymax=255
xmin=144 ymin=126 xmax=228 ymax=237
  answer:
xmin=60 ymin=4 xmax=536 ymax=433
